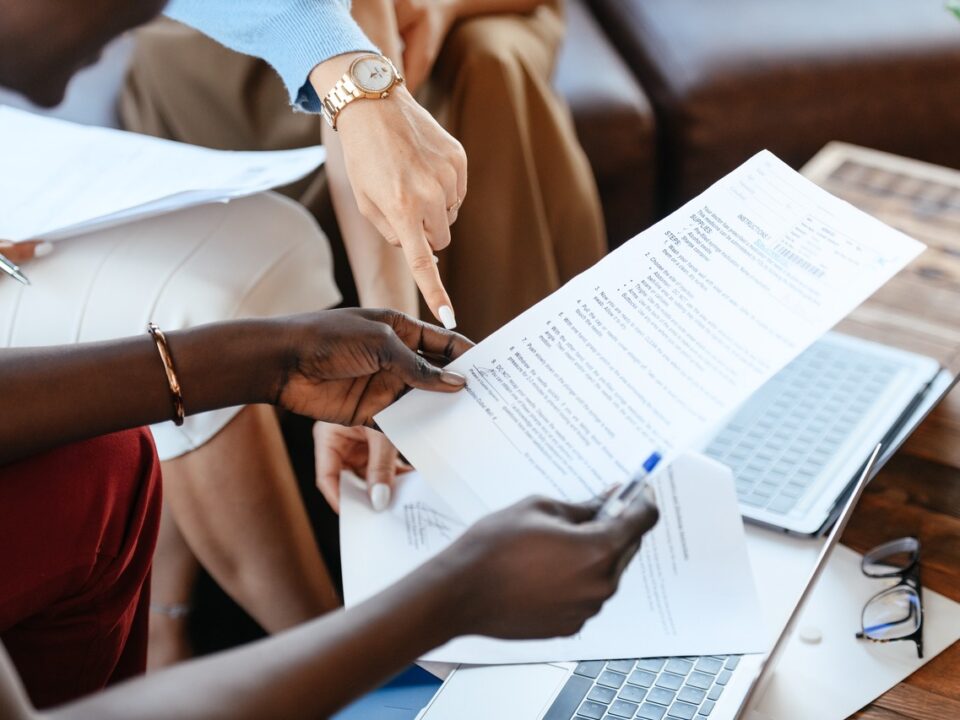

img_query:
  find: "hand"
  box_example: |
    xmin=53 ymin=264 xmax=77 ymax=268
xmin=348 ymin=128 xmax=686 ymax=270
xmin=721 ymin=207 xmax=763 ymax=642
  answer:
xmin=311 ymin=57 xmax=467 ymax=328
xmin=0 ymin=240 xmax=53 ymax=264
xmin=313 ymin=423 xmax=411 ymax=512
xmin=277 ymin=308 xmax=473 ymax=425
xmin=394 ymin=0 xmax=457 ymax=93
xmin=439 ymin=492 xmax=659 ymax=639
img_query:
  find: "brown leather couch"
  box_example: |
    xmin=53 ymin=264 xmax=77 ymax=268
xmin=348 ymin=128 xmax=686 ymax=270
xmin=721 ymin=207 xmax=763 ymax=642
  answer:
xmin=555 ymin=0 xmax=657 ymax=246
xmin=588 ymin=0 xmax=960 ymax=214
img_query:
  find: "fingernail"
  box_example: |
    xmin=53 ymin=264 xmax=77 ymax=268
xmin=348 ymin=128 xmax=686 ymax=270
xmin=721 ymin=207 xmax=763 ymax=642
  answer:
xmin=643 ymin=484 xmax=657 ymax=504
xmin=438 ymin=305 xmax=457 ymax=330
xmin=432 ymin=254 xmax=439 ymax=264
xmin=441 ymin=369 xmax=467 ymax=386
xmin=34 ymin=242 xmax=54 ymax=257
xmin=370 ymin=483 xmax=391 ymax=512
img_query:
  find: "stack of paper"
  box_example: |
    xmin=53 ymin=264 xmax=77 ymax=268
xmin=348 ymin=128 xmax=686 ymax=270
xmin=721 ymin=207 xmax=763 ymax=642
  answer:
xmin=0 ymin=106 xmax=325 ymax=242
xmin=376 ymin=151 xmax=923 ymax=524
xmin=341 ymin=456 xmax=766 ymax=665
xmin=338 ymin=151 xmax=925 ymax=665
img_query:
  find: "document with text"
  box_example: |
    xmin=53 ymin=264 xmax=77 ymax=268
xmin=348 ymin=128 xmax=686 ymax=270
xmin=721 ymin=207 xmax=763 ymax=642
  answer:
xmin=376 ymin=151 xmax=924 ymax=522
xmin=341 ymin=454 xmax=766 ymax=664
xmin=0 ymin=106 xmax=325 ymax=242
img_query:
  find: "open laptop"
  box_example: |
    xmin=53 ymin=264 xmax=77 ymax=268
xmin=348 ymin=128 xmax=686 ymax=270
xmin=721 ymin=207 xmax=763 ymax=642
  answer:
xmin=419 ymin=445 xmax=886 ymax=720
xmin=700 ymin=331 xmax=948 ymax=535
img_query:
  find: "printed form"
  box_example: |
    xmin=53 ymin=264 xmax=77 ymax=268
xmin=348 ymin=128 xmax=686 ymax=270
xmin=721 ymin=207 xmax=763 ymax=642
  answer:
xmin=0 ymin=106 xmax=325 ymax=242
xmin=341 ymin=454 xmax=766 ymax=664
xmin=376 ymin=151 xmax=924 ymax=523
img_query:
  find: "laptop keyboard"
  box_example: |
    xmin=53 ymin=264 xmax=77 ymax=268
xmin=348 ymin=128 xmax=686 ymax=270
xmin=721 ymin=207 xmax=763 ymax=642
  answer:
xmin=544 ymin=655 xmax=741 ymax=720
xmin=704 ymin=335 xmax=905 ymax=516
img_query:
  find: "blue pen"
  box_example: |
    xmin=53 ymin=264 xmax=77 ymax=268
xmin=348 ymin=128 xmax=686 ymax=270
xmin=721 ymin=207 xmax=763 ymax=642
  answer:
xmin=597 ymin=451 xmax=662 ymax=519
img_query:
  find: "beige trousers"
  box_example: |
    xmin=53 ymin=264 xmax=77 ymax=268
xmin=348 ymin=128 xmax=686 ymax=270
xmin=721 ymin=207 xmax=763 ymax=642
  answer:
xmin=121 ymin=2 xmax=605 ymax=340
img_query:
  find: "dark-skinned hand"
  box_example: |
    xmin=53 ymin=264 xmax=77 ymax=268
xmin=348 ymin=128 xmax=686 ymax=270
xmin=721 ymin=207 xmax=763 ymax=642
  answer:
xmin=440 ymin=491 xmax=660 ymax=639
xmin=277 ymin=308 xmax=473 ymax=426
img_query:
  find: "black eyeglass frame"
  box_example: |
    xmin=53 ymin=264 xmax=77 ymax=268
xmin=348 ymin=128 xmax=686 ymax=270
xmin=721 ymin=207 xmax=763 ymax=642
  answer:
xmin=855 ymin=536 xmax=924 ymax=659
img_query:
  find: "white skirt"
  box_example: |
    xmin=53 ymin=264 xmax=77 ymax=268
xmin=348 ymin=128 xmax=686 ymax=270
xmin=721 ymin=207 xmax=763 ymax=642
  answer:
xmin=0 ymin=192 xmax=341 ymax=460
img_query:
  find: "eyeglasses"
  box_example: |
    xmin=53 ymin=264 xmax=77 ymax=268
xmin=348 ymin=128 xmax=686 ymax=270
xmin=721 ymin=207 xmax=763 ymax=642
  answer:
xmin=855 ymin=536 xmax=923 ymax=658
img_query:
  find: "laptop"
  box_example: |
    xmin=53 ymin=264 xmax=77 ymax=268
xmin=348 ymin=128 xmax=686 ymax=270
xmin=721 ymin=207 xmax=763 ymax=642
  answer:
xmin=418 ymin=445 xmax=886 ymax=720
xmin=700 ymin=331 xmax=946 ymax=535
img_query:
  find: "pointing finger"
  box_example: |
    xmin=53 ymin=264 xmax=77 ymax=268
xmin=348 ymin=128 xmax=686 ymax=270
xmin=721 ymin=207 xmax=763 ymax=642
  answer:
xmin=397 ymin=222 xmax=456 ymax=329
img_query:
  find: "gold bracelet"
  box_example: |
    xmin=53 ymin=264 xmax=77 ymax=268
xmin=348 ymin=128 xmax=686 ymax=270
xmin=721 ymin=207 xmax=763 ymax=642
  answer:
xmin=147 ymin=322 xmax=185 ymax=426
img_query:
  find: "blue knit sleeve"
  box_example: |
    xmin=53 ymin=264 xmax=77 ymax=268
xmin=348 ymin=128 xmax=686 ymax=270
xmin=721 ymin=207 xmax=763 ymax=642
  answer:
xmin=165 ymin=0 xmax=379 ymax=112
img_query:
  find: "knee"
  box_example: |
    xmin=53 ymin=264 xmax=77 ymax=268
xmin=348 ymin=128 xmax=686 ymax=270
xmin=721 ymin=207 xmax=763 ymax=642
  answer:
xmin=0 ymin=429 xmax=162 ymax=625
xmin=74 ymin=428 xmax=163 ymax=565
xmin=439 ymin=15 xmax=562 ymax=114
xmin=447 ymin=19 xmax=528 ymax=82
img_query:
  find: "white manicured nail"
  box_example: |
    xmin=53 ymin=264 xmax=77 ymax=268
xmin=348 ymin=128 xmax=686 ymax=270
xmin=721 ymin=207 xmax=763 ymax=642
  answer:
xmin=370 ymin=483 xmax=391 ymax=512
xmin=34 ymin=242 xmax=54 ymax=257
xmin=438 ymin=305 xmax=457 ymax=330
xmin=432 ymin=254 xmax=439 ymax=264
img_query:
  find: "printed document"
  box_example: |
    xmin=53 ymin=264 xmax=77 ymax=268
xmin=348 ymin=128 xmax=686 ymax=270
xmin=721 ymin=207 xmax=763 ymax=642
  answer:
xmin=0 ymin=106 xmax=325 ymax=241
xmin=341 ymin=454 xmax=765 ymax=664
xmin=376 ymin=151 xmax=924 ymax=522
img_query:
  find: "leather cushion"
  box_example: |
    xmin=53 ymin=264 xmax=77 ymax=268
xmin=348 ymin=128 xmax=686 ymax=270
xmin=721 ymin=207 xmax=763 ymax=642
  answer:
xmin=592 ymin=0 xmax=960 ymax=210
xmin=555 ymin=0 xmax=658 ymax=245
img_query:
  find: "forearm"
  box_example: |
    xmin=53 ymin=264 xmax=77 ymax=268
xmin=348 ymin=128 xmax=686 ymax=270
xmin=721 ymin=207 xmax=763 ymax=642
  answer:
xmin=49 ymin=557 xmax=463 ymax=720
xmin=447 ymin=0 xmax=548 ymax=19
xmin=321 ymin=0 xmax=417 ymax=316
xmin=0 ymin=320 xmax=287 ymax=465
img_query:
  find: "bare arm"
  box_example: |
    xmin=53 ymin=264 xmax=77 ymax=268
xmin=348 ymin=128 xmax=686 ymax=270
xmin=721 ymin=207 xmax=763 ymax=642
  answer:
xmin=326 ymin=0 xmax=420 ymax=318
xmin=45 ymin=555 xmax=461 ymax=720
xmin=0 ymin=321 xmax=286 ymax=465
xmin=5 ymin=494 xmax=657 ymax=720
xmin=448 ymin=0 xmax=549 ymax=17
xmin=0 ymin=309 xmax=471 ymax=465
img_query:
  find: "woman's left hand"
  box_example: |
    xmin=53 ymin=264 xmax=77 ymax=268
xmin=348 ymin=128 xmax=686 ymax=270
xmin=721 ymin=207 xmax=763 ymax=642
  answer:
xmin=277 ymin=308 xmax=472 ymax=426
xmin=313 ymin=423 xmax=412 ymax=512
xmin=395 ymin=0 xmax=457 ymax=93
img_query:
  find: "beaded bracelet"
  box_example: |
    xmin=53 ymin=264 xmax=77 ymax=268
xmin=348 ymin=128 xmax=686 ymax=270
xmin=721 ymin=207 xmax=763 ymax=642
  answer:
xmin=147 ymin=322 xmax=185 ymax=426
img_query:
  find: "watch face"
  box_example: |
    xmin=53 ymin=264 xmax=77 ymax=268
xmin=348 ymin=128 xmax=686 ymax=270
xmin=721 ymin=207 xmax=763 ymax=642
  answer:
xmin=352 ymin=56 xmax=395 ymax=93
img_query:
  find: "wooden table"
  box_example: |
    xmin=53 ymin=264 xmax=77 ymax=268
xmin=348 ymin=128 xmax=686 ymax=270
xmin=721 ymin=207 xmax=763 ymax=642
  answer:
xmin=800 ymin=144 xmax=960 ymax=718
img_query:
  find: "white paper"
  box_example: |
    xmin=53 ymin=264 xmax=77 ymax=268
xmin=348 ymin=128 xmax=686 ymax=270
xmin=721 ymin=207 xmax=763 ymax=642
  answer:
xmin=0 ymin=106 xmax=325 ymax=242
xmin=412 ymin=528 xmax=960 ymax=718
xmin=750 ymin=544 xmax=960 ymax=720
xmin=376 ymin=151 xmax=924 ymax=523
xmin=340 ymin=453 xmax=766 ymax=664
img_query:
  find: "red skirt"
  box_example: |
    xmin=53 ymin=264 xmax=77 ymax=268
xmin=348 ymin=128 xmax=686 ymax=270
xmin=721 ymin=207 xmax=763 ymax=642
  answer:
xmin=0 ymin=428 xmax=162 ymax=709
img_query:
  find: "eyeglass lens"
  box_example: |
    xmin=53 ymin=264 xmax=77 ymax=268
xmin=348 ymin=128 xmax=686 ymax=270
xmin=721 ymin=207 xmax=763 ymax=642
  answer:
xmin=862 ymin=536 xmax=920 ymax=578
xmin=861 ymin=586 xmax=922 ymax=640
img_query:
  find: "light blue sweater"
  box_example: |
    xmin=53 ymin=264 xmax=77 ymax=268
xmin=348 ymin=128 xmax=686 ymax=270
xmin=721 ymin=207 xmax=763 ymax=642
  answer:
xmin=165 ymin=0 xmax=378 ymax=112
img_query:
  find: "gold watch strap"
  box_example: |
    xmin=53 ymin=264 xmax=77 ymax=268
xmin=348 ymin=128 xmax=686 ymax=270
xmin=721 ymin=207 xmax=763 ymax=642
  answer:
xmin=320 ymin=55 xmax=403 ymax=130
xmin=321 ymin=76 xmax=363 ymax=130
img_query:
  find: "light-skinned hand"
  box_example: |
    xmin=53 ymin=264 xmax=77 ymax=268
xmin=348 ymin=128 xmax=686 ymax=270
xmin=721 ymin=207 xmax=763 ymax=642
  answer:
xmin=0 ymin=240 xmax=53 ymax=264
xmin=313 ymin=423 xmax=411 ymax=512
xmin=394 ymin=0 xmax=457 ymax=93
xmin=311 ymin=55 xmax=467 ymax=330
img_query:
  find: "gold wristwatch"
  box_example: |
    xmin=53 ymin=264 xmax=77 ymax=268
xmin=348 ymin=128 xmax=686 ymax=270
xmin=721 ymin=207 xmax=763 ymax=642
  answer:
xmin=320 ymin=53 xmax=404 ymax=130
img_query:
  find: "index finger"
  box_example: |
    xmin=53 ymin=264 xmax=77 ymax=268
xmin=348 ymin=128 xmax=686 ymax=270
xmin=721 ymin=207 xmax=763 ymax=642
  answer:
xmin=0 ymin=240 xmax=49 ymax=264
xmin=591 ymin=489 xmax=659 ymax=548
xmin=313 ymin=423 xmax=349 ymax=513
xmin=396 ymin=221 xmax=456 ymax=328
xmin=616 ymin=489 xmax=660 ymax=545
